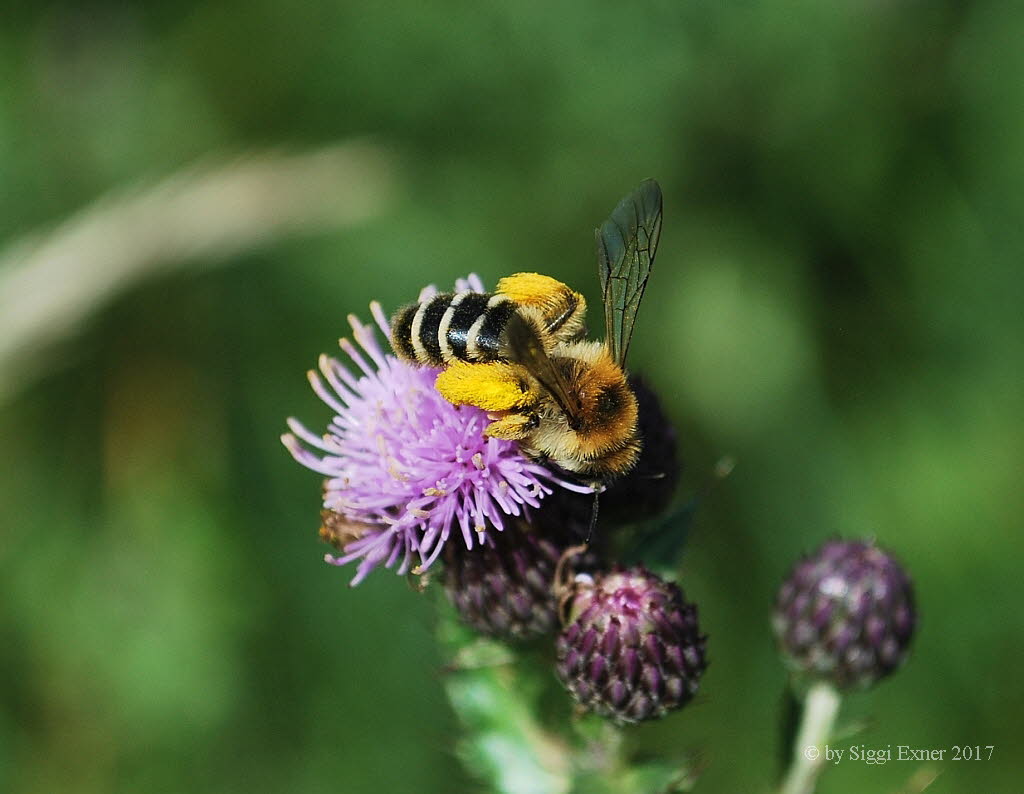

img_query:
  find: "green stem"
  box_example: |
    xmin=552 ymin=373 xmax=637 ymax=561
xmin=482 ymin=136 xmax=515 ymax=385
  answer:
xmin=438 ymin=616 xmax=572 ymax=794
xmin=778 ymin=682 xmax=842 ymax=794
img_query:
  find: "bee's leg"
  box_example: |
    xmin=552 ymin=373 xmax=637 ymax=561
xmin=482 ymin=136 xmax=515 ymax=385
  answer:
xmin=496 ymin=273 xmax=586 ymax=343
xmin=496 ymin=272 xmax=571 ymax=303
xmin=435 ymin=361 xmax=534 ymax=411
xmin=483 ymin=413 xmax=535 ymax=441
xmin=483 ymin=415 xmax=532 ymax=440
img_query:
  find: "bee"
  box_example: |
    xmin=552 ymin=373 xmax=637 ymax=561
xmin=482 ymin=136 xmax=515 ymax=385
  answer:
xmin=390 ymin=180 xmax=662 ymax=482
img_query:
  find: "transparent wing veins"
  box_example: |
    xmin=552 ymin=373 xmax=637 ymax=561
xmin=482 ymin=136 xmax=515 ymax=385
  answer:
xmin=596 ymin=179 xmax=663 ymax=368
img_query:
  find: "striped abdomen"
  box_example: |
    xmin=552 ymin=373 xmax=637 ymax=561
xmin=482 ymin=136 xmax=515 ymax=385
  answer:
xmin=391 ymin=291 xmax=519 ymax=367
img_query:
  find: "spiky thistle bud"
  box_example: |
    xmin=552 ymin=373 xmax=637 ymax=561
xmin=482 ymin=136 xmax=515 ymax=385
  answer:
xmin=773 ymin=538 xmax=916 ymax=690
xmin=555 ymin=567 xmax=707 ymax=723
xmin=444 ymin=525 xmax=592 ymax=642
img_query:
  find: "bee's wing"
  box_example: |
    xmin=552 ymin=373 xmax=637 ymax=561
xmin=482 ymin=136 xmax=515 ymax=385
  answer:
xmin=505 ymin=313 xmax=584 ymax=426
xmin=595 ymin=179 xmax=663 ymax=368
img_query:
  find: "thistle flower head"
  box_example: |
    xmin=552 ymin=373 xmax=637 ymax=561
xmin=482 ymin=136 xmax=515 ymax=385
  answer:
xmin=282 ymin=275 xmax=584 ymax=585
xmin=773 ymin=538 xmax=916 ymax=689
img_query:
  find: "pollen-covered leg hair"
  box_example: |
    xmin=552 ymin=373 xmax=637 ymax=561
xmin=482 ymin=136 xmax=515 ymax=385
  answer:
xmin=484 ymin=414 xmax=535 ymax=440
xmin=496 ymin=272 xmax=570 ymax=304
xmin=435 ymin=361 xmax=533 ymax=412
xmin=497 ymin=272 xmax=587 ymax=342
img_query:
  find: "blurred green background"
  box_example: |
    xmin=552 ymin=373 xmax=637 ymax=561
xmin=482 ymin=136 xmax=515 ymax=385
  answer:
xmin=1 ymin=1 xmax=1021 ymax=792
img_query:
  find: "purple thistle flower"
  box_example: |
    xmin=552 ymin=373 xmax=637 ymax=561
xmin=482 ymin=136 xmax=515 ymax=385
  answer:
xmin=282 ymin=275 xmax=587 ymax=585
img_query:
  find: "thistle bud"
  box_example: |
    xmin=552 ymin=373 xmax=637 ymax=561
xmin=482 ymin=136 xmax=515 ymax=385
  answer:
xmin=556 ymin=567 xmax=707 ymax=723
xmin=444 ymin=526 xmax=575 ymax=642
xmin=773 ymin=538 xmax=916 ymax=689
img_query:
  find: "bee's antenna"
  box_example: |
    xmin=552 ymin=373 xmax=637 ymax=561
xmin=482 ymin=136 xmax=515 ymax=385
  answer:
xmin=585 ymin=486 xmax=600 ymax=544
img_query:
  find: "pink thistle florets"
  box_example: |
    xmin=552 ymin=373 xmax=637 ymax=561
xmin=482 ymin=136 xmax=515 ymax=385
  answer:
xmin=282 ymin=275 xmax=584 ymax=585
